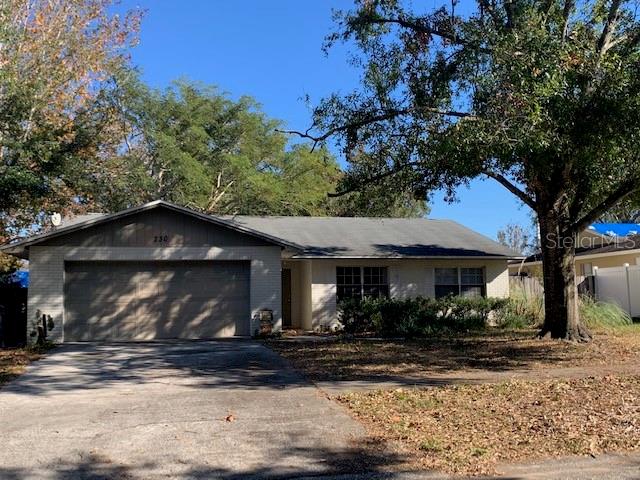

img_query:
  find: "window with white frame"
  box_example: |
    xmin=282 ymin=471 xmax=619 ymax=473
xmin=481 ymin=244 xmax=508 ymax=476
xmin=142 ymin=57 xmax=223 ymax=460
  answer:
xmin=337 ymin=266 xmax=389 ymax=302
xmin=434 ymin=267 xmax=485 ymax=298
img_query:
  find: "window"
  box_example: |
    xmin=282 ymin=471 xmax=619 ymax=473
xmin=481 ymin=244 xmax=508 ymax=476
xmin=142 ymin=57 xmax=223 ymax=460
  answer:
xmin=337 ymin=266 xmax=389 ymax=302
xmin=434 ymin=267 xmax=485 ymax=298
xmin=363 ymin=267 xmax=390 ymax=298
xmin=336 ymin=267 xmax=362 ymax=301
xmin=461 ymin=267 xmax=485 ymax=297
xmin=434 ymin=267 xmax=459 ymax=298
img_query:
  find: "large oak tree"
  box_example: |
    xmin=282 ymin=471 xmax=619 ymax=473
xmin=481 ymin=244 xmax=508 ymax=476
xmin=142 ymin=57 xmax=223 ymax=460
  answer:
xmin=287 ymin=0 xmax=640 ymax=341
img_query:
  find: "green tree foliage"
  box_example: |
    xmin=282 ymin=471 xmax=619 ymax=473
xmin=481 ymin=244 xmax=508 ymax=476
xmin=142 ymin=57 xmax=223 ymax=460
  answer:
xmin=0 ymin=0 xmax=140 ymax=270
xmin=91 ymin=76 xmax=426 ymax=217
xmin=598 ymin=196 xmax=640 ymax=223
xmin=0 ymin=0 xmax=140 ymax=227
xmin=293 ymin=0 xmax=640 ymax=340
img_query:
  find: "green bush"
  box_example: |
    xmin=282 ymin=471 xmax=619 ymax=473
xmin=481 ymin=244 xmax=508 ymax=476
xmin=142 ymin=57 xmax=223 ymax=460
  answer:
xmin=338 ymin=296 xmax=508 ymax=337
xmin=339 ymin=291 xmax=633 ymax=336
xmin=579 ymin=295 xmax=632 ymax=329
xmin=338 ymin=297 xmax=379 ymax=334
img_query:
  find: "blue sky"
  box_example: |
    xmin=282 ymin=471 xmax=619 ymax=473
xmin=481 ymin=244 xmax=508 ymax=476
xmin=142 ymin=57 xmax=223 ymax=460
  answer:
xmin=117 ymin=0 xmax=533 ymax=239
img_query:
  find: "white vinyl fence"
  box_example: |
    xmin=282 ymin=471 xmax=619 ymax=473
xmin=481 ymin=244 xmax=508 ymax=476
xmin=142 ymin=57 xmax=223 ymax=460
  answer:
xmin=593 ymin=264 xmax=640 ymax=318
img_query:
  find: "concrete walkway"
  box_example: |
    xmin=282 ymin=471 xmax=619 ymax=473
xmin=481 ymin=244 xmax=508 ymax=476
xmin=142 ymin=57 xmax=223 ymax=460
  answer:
xmin=0 ymin=341 xmax=374 ymax=479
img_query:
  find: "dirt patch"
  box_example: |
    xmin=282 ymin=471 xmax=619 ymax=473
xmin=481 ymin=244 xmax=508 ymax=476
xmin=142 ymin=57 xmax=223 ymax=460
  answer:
xmin=338 ymin=375 xmax=640 ymax=475
xmin=267 ymin=327 xmax=640 ymax=383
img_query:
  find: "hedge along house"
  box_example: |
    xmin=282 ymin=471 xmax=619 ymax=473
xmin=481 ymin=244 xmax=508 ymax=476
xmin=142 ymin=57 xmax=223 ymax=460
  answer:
xmin=1 ymin=200 xmax=520 ymax=342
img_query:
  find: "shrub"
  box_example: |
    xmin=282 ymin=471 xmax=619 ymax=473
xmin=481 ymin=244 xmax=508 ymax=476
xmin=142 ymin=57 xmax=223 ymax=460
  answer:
xmin=579 ymin=295 xmax=632 ymax=329
xmin=496 ymin=312 xmax=532 ymax=329
xmin=338 ymin=297 xmax=378 ymax=334
xmin=371 ymin=297 xmax=426 ymax=337
xmin=496 ymin=284 xmax=544 ymax=329
xmin=337 ymin=296 xmax=508 ymax=337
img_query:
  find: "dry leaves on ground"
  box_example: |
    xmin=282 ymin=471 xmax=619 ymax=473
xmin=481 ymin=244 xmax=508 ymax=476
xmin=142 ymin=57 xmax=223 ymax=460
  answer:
xmin=268 ymin=327 xmax=640 ymax=382
xmin=338 ymin=375 xmax=640 ymax=476
xmin=0 ymin=347 xmax=48 ymax=387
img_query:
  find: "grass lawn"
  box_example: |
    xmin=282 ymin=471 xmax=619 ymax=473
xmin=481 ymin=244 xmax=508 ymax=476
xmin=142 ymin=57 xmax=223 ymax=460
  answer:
xmin=0 ymin=345 xmax=52 ymax=387
xmin=339 ymin=375 xmax=640 ymax=475
xmin=268 ymin=326 xmax=640 ymax=382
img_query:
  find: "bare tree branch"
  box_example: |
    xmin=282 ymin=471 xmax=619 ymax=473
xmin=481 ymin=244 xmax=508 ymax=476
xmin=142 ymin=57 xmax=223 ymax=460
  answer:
xmin=597 ymin=0 xmax=624 ymax=57
xmin=349 ymin=15 xmax=491 ymax=53
xmin=277 ymin=107 xmax=474 ymax=150
xmin=561 ymin=0 xmax=576 ymax=41
xmin=504 ymin=0 xmax=516 ymax=29
xmin=327 ymin=161 xmax=422 ymax=198
xmin=607 ymin=26 xmax=640 ymax=50
xmin=483 ymin=170 xmax=537 ymax=209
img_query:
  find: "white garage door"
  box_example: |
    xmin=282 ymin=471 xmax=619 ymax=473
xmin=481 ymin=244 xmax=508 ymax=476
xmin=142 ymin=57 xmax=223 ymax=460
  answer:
xmin=63 ymin=261 xmax=250 ymax=341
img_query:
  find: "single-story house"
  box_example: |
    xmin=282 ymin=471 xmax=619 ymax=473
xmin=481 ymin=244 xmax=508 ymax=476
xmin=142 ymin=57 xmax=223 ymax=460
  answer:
xmin=1 ymin=200 xmax=520 ymax=342
xmin=509 ymin=230 xmax=640 ymax=282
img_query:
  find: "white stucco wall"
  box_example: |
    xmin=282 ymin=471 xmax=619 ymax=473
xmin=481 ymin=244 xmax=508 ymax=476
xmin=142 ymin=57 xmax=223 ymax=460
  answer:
xmin=27 ymin=246 xmax=282 ymax=343
xmin=307 ymin=258 xmax=510 ymax=330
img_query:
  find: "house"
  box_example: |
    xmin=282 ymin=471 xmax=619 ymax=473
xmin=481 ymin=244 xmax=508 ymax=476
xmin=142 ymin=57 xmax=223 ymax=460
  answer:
xmin=509 ymin=227 xmax=640 ymax=282
xmin=0 ymin=200 xmax=520 ymax=342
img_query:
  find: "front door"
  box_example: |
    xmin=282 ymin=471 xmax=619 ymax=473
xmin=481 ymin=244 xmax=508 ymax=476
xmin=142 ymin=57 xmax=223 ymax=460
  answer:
xmin=282 ymin=268 xmax=292 ymax=328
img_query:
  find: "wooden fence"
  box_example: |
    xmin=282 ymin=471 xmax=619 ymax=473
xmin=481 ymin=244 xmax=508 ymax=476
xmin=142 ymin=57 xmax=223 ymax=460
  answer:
xmin=509 ymin=276 xmax=544 ymax=297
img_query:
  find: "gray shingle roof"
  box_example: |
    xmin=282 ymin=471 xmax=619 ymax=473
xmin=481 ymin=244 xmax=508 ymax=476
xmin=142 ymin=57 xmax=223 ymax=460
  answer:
xmin=1 ymin=201 xmax=521 ymax=259
xmin=61 ymin=213 xmax=106 ymax=227
xmin=220 ymin=216 xmax=521 ymax=258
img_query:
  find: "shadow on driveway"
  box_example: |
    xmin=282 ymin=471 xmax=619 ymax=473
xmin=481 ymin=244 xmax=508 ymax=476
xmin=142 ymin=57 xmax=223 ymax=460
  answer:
xmin=0 ymin=341 xmax=396 ymax=479
xmin=2 ymin=340 xmax=311 ymax=395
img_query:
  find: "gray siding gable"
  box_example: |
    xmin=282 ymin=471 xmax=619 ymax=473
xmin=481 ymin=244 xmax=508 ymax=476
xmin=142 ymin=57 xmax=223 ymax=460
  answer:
xmin=40 ymin=207 xmax=273 ymax=248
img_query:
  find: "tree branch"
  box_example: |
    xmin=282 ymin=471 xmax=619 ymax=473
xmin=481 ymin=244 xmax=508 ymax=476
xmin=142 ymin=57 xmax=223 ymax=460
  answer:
xmin=561 ymin=0 xmax=575 ymax=41
xmin=504 ymin=0 xmax=516 ymax=30
xmin=349 ymin=15 xmax=491 ymax=53
xmin=567 ymin=178 xmax=640 ymax=235
xmin=276 ymin=107 xmax=474 ymax=150
xmin=328 ymin=162 xmax=422 ymax=198
xmin=483 ymin=170 xmax=537 ymax=209
xmin=607 ymin=26 xmax=640 ymax=51
xmin=596 ymin=0 xmax=623 ymax=58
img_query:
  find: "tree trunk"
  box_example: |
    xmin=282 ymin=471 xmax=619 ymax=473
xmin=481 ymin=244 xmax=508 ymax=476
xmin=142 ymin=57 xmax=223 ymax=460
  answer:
xmin=537 ymin=214 xmax=592 ymax=342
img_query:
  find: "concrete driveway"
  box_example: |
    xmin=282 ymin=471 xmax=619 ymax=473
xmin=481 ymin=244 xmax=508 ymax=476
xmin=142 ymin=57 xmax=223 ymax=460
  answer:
xmin=0 ymin=341 xmax=373 ymax=480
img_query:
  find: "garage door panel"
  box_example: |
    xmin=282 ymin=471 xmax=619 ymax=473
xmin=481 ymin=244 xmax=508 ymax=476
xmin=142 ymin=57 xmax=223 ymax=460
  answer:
xmin=64 ymin=261 xmax=250 ymax=341
xmin=65 ymin=303 xmax=140 ymax=341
